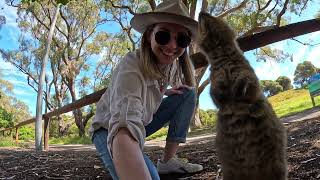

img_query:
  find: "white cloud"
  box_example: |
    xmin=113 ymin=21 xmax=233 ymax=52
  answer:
xmin=13 ymin=88 xmax=30 ymax=96
xmin=7 ymin=79 xmax=29 ymax=87
xmin=1 ymin=59 xmax=16 ymax=71
xmin=255 ymin=61 xmax=281 ymax=80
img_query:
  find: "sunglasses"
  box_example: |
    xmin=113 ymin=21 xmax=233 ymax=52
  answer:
xmin=154 ymin=30 xmax=191 ymax=48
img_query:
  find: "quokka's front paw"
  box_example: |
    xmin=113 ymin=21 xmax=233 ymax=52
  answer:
xmin=232 ymin=75 xmax=260 ymax=103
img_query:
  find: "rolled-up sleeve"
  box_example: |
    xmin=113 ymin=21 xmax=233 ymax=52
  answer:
xmin=107 ymin=66 xmax=146 ymax=157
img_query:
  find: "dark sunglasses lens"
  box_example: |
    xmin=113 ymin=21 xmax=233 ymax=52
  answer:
xmin=155 ymin=31 xmax=170 ymax=45
xmin=177 ymin=33 xmax=191 ymax=48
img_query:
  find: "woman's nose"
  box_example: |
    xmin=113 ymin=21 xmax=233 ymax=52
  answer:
xmin=166 ymin=35 xmax=177 ymax=49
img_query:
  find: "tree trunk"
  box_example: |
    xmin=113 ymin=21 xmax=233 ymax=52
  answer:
xmin=191 ymin=107 xmax=202 ymax=129
xmin=35 ymin=4 xmax=61 ymax=151
xmin=74 ymin=109 xmax=85 ymax=137
xmin=68 ymin=80 xmax=85 ymax=137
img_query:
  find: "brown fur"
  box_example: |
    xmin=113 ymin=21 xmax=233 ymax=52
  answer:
xmin=197 ymin=12 xmax=287 ymax=180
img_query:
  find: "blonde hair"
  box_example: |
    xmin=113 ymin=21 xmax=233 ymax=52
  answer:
xmin=139 ymin=25 xmax=196 ymax=87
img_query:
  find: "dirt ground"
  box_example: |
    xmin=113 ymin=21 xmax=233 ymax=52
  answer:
xmin=1 ymin=116 xmax=320 ymax=179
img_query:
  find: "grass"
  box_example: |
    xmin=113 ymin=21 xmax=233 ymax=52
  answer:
xmin=49 ymin=135 xmax=92 ymax=145
xmin=0 ymin=137 xmax=29 ymax=148
xmin=268 ymin=89 xmax=320 ymax=118
xmin=0 ymin=137 xmax=18 ymax=147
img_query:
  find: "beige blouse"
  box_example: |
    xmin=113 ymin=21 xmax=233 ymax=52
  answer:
xmin=89 ymin=50 xmax=183 ymax=156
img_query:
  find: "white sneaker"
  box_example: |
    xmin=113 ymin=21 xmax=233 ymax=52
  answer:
xmin=157 ymin=156 xmax=203 ymax=174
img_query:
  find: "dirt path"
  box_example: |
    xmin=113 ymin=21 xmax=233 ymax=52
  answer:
xmin=281 ymin=106 xmax=320 ymax=123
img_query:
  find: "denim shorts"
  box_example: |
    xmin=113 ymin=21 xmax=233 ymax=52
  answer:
xmin=92 ymin=88 xmax=196 ymax=179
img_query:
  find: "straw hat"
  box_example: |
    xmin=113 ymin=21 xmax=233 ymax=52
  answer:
xmin=130 ymin=0 xmax=198 ymax=38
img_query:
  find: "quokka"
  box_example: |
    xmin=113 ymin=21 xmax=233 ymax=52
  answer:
xmin=197 ymin=12 xmax=287 ymax=180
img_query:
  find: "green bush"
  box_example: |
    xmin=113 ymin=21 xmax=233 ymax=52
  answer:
xmin=0 ymin=107 xmax=13 ymax=128
xmin=146 ymin=127 xmax=168 ymax=141
xmin=199 ymin=109 xmax=217 ymax=128
xmin=17 ymin=126 xmax=34 ymax=140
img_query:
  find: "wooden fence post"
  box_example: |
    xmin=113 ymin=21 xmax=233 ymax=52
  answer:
xmin=44 ymin=116 xmax=50 ymax=151
xmin=311 ymin=96 xmax=316 ymax=107
xmin=15 ymin=128 xmax=19 ymax=142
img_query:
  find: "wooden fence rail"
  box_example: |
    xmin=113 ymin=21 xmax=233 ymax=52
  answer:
xmin=0 ymin=18 xmax=319 ymax=151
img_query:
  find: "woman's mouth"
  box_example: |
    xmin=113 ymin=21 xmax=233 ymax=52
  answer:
xmin=161 ymin=50 xmax=175 ymax=57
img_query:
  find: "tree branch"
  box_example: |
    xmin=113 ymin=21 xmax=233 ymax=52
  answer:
xmin=291 ymin=38 xmax=320 ymax=46
xmin=197 ymin=78 xmax=210 ymax=97
xmin=109 ymin=0 xmax=135 ymax=15
xmin=217 ymin=0 xmax=248 ymax=18
xmin=148 ymin=0 xmax=156 ymax=11
xmin=259 ymin=0 xmax=273 ymax=11
xmin=276 ymin=0 xmax=289 ymax=26
xmin=190 ymin=0 xmax=197 ymax=19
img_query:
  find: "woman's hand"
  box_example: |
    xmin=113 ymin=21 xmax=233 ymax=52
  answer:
xmin=164 ymin=84 xmax=194 ymax=96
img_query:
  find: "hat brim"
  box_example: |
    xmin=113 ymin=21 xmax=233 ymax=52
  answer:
xmin=130 ymin=12 xmax=198 ymax=39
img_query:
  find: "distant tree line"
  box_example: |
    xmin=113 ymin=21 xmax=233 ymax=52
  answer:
xmin=0 ymin=71 xmax=31 ymax=129
xmin=260 ymin=61 xmax=320 ymax=97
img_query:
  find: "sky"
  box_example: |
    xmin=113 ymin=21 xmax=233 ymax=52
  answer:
xmin=0 ymin=1 xmax=320 ymax=116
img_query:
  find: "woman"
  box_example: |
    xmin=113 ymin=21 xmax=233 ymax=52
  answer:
xmin=89 ymin=0 xmax=203 ymax=179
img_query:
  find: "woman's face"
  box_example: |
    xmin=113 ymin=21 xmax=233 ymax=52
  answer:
xmin=149 ymin=23 xmax=190 ymax=65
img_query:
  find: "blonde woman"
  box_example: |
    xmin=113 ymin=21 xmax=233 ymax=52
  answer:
xmin=90 ymin=0 xmax=203 ymax=179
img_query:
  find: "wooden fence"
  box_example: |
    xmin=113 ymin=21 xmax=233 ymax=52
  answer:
xmin=0 ymin=19 xmax=319 ymax=151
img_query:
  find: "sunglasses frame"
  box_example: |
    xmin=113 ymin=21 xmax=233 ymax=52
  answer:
xmin=154 ymin=30 xmax=191 ymax=49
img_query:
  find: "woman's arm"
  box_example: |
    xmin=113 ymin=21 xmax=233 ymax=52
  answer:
xmin=112 ymin=128 xmax=152 ymax=180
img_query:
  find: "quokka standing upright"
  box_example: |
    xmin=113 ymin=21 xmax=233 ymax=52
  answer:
xmin=197 ymin=12 xmax=287 ymax=180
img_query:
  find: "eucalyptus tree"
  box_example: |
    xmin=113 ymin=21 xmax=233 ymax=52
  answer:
xmin=294 ymin=61 xmax=318 ymax=88
xmin=3 ymin=0 xmax=113 ymax=137
xmin=276 ymin=76 xmax=293 ymax=91
xmin=260 ymin=80 xmax=283 ymax=97
xmin=33 ymin=0 xmax=67 ymax=151
xmin=106 ymin=0 xmax=315 ymax=127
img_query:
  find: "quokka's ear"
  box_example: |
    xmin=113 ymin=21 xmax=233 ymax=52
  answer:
xmin=198 ymin=11 xmax=210 ymax=31
xmin=198 ymin=12 xmax=229 ymax=34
